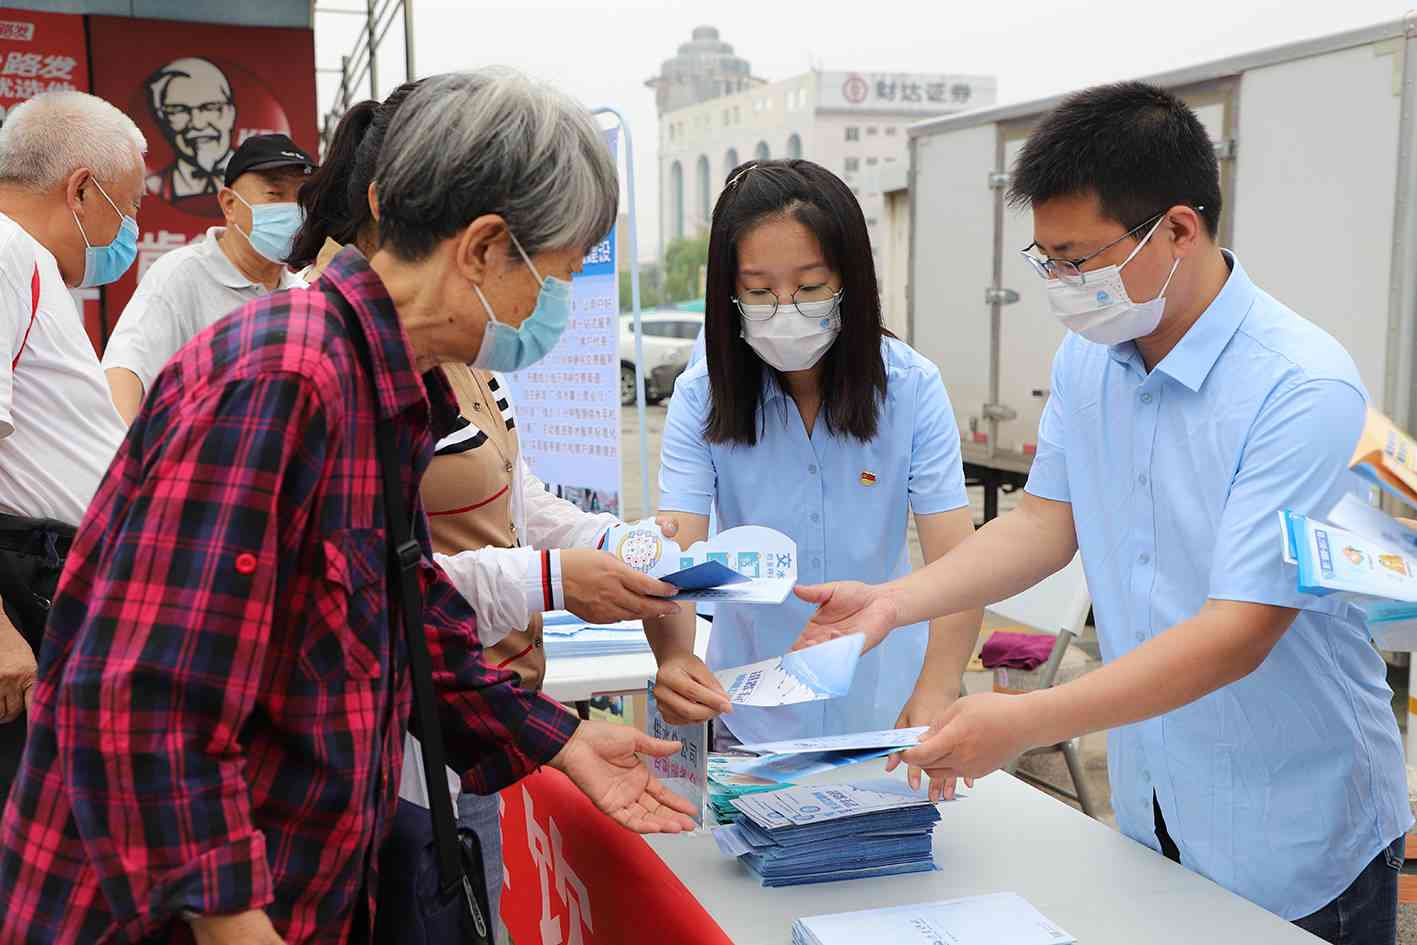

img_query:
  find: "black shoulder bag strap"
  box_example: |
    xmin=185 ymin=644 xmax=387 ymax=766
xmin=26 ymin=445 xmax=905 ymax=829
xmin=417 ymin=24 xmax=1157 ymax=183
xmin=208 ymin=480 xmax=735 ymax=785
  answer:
xmin=343 ymin=303 xmax=491 ymax=942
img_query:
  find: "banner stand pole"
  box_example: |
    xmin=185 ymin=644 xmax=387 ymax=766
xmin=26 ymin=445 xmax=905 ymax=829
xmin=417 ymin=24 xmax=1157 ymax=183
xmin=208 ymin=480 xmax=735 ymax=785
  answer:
xmin=593 ymin=106 xmax=651 ymax=516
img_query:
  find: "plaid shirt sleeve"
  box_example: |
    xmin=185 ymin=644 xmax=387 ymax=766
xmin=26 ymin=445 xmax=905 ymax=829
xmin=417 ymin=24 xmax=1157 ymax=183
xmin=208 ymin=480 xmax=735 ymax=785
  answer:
xmin=52 ymin=372 xmax=328 ymax=936
xmin=421 ymin=560 xmax=579 ymax=795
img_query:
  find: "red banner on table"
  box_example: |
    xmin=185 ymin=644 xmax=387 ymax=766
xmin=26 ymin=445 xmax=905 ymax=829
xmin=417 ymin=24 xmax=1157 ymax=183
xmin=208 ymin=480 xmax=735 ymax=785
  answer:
xmin=86 ymin=15 xmax=316 ymax=349
xmin=501 ymin=767 xmax=735 ymax=945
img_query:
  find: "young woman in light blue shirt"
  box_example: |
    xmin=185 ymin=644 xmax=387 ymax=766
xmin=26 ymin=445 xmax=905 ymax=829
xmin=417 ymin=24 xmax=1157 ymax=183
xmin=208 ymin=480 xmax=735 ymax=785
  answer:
xmin=644 ymin=160 xmax=981 ymax=765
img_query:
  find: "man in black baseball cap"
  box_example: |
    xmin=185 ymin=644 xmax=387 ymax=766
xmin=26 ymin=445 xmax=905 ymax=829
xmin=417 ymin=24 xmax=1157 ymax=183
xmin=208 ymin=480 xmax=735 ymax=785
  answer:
xmin=103 ymin=133 xmax=318 ymax=421
xmin=222 ymin=132 xmax=317 ymax=187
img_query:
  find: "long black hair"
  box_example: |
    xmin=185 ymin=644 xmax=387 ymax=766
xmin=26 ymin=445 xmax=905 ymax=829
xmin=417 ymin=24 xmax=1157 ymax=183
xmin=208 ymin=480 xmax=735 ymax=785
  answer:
xmin=704 ymin=159 xmax=888 ymax=446
xmin=288 ymin=79 xmax=425 ymax=269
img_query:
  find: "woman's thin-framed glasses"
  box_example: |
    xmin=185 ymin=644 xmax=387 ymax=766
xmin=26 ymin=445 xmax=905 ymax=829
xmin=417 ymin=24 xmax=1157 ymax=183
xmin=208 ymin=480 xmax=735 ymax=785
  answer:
xmin=1019 ymin=210 xmax=1166 ymax=286
xmin=733 ymin=285 xmax=842 ymax=321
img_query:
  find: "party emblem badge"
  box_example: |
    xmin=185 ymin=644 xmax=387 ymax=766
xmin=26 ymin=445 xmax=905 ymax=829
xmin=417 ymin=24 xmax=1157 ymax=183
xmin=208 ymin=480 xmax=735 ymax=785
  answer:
xmin=860 ymin=470 xmax=878 ymax=486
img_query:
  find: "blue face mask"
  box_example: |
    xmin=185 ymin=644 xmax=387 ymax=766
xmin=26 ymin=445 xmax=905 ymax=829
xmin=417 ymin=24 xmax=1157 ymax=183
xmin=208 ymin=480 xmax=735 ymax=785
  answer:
xmin=471 ymin=232 xmax=573 ymax=373
xmin=72 ymin=178 xmax=138 ymax=288
xmin=233 ymin=192 xmax=304 ymax=264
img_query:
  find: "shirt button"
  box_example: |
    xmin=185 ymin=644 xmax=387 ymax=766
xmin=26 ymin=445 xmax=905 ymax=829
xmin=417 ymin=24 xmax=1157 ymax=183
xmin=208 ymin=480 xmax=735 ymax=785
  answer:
xmin=1140 ymin=393 xmax=1153 ymax=404
xmin=1139 ymin=553 xmax=1150 ymax=565
xmin=810 ymin=512 xmax=820 ymax=523
xmin=1135 ymin=632 xmax=1145 ymax=642
xmin=504 ymin=461 xmax=514 ymax=474
xmin=808 ymin=464 xmax=818 ymax=475
xmin=1142 ymin=769 xmax=1151 ymax=782
xmin=234 ymin=552 xmax=257 ymax=575
xmin=1138 ymin=473 xmax=1148 ymax=486
xmin=812 ymin=556 xmax=822 ymax=568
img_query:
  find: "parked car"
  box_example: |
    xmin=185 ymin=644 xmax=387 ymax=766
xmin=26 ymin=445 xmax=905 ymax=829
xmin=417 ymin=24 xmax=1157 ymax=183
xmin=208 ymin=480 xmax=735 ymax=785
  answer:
xmin=619 ymin=310 xmax=703 ymax=406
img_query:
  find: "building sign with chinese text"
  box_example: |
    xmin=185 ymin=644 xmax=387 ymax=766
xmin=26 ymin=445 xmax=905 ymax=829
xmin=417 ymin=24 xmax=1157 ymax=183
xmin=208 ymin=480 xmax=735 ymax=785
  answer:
xmin=816 ymin=70 xmax=997 ymax=115
xmin=0 ymin=8 xmax=87 ymax=125
xmin=501 ymin=129 xmax=622 ymax=517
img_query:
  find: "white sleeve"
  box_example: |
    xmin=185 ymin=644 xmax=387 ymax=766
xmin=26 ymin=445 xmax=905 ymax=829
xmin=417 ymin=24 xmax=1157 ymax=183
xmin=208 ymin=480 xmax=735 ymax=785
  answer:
xmin=0 ymin=258 xmax=28 ymax=439
xmin=432 ymin=545 xmax=564 ymax=647
xmin=522 ymin=461 xmax=620 ymax=550
xmin=100 ymin=282 xmax=184 ymax=391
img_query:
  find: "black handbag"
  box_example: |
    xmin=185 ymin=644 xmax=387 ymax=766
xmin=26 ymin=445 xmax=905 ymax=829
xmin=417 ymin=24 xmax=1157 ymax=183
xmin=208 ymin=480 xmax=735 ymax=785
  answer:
xmin=342 ymin=301 xmax=493 ymax=945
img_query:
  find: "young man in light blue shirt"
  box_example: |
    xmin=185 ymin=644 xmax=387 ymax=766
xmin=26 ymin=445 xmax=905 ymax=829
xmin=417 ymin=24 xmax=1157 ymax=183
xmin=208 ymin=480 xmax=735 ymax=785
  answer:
xmin=793 ymin=82 xmax=1412 ymax=945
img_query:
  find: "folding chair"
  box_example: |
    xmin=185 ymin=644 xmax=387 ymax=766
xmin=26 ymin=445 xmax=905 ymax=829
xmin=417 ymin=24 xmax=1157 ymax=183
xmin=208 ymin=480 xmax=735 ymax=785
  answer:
xmin=985 ymin=554 xmax=1098 ymax=818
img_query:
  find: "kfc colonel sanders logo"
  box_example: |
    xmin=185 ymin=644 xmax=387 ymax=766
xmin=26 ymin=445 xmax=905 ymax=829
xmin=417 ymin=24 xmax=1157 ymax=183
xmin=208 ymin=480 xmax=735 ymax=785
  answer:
xmin=138 ymin=56 xmax=295 ymax=217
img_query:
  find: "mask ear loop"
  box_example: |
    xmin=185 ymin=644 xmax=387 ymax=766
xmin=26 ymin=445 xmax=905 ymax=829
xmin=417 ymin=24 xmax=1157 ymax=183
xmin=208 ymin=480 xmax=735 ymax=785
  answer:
xmin=506 ymin=229 xmax=546 ymax=285
xmin=1153 ymin=257 xmax=1181 ymax=301
xmin=471 ymin=282 xmax=499 ymax=326
xmin=1120 ymin=213 xmax=1168 ymax=268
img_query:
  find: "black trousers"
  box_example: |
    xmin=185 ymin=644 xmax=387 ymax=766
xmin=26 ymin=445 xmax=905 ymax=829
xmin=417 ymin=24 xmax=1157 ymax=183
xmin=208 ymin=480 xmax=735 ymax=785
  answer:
xmin=1154 ymin=791 xmax=1401 ymax=945
xmin=0 ymin=514 xmax=72 ymax=805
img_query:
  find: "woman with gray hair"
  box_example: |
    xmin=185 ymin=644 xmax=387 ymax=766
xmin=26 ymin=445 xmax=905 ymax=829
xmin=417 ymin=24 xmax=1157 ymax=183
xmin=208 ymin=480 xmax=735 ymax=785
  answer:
xmin=0 ymin=70 xmax=695 ymax=945
xmin=291 ymin=71 xmax=684 ymax=944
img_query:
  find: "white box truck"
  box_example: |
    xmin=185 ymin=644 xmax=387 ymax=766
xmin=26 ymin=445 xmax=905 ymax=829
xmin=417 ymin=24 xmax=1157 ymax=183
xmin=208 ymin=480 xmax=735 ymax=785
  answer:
xmin=907 ymin=16 xmax=1417 ymax=520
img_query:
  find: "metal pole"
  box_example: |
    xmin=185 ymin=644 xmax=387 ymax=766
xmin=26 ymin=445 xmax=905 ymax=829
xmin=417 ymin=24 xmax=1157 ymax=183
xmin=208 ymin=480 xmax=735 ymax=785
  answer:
xmin=987 ymin=136 xmax=1004 ymax=461
xmin=366 ymin=0 xmax=379 ymax=98
xmin=593 ymin=107 xmax=650 ymax=515
xmin=403 ymin=0 xmax=415 ymax=80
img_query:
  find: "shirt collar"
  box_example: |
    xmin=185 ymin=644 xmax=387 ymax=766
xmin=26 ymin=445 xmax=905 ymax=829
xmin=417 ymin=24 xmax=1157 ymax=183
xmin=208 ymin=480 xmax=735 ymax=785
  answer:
xmin=322 ymin=246 xmax=456 ymax=422
xmin=1108 ymin=250 xmax=1254 ymax=392
xmin=198 ymin=226 xmax=302 ymax=291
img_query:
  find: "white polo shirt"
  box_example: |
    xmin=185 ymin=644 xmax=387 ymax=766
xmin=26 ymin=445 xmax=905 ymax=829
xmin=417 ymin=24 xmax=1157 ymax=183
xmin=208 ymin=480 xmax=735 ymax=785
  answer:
xmin=0 ymin=211 xmax=126 ymax=526
xmin=101 ymin=227 xmax=304 ymax=392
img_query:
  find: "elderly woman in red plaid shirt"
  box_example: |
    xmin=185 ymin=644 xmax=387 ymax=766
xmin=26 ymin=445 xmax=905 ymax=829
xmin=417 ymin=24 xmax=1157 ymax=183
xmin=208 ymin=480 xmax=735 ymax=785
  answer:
xmin=0 ymin=69 xmax=696 ymax=945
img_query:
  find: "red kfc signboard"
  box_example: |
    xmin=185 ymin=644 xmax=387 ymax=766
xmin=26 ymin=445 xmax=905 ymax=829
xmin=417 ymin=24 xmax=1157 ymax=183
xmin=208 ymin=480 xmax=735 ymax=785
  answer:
xmin=87 ymin=15 xmax=316 ymax=345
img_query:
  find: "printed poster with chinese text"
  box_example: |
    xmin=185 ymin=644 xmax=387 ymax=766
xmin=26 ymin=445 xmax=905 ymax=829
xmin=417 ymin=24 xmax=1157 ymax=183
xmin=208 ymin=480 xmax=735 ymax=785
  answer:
xmin=501 ymin=128 xmax=622 ymax=516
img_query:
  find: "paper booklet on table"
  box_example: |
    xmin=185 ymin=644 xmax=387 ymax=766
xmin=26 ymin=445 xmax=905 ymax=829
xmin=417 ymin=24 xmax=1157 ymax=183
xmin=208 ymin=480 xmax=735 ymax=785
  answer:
xmin=715 ymin=776 xmax=945 ymax=887
xmin=540 ymin=612 xmax=650 ymax=657
xmin=601 ymin=519 xmax=796 ymax=604
xmin=792 ymin=893 xmax=1075 ymax=945
xmin=1349 ymin=408 xmax=1417 ymax=510
xmin=713 ymin=726 xmax=930 ymax=783
xmin=714 ymin=633 xmax=866 ymax=707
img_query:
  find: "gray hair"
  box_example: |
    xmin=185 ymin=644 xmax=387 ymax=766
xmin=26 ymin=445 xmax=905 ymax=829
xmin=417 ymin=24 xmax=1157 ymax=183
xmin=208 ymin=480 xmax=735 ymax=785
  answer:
xmin=0 ymin=91 xmax=147 ymax=191
xmin=376 ymin=68 xmax=618 ymax=261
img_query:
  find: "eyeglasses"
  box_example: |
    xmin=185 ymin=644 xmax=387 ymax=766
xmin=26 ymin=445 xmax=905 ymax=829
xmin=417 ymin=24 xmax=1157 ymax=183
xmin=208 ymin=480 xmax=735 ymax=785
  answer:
xmin=1019 ymin=210 xmax=1167 ymax=287
xmin=732 ymin=284 xmax=842 ymax=321
xmin=160 ymin=101 xmax=233 ymax=126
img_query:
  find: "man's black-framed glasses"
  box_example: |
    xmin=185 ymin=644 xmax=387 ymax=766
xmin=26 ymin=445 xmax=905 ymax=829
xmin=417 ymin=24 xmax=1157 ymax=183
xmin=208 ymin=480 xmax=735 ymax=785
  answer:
xmin=1019 ymin=210 xmax=1167 ymax=287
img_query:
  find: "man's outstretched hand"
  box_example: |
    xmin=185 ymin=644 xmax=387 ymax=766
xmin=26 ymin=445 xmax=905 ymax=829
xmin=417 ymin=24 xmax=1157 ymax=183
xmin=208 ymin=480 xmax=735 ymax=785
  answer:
xmin=790 ymin=581 xmax=899 ymax=653
xmin=549 ymin=720 xmax=699 ymax=833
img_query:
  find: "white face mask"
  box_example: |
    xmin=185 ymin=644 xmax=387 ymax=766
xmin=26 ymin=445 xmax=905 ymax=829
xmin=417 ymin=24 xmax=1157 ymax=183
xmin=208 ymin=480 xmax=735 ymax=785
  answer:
xmin=737 ymin=292 xmax=843 ymax=372
xmin=1045 ymin=216 xmax=1180 ymax=346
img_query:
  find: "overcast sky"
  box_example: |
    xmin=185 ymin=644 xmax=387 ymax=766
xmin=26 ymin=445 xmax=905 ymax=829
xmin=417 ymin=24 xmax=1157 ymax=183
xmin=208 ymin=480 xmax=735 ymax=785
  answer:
xmin=315 ymin=0 xmax=1412 ymax=257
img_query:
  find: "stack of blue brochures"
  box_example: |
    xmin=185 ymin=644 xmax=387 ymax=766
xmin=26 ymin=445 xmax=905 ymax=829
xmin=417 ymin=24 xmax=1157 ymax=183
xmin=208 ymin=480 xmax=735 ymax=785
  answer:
xmin=540 ymin=613 xmax=651 ymax=658
xmin=711 ymin=778 xmax=942 ymax=887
